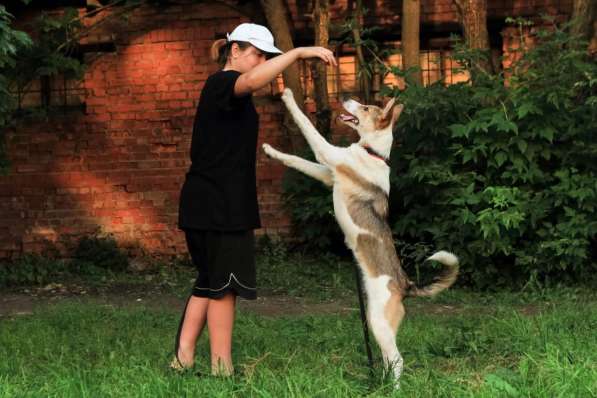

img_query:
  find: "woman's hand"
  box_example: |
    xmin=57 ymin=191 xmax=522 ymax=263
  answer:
xmin=235 ymin=46 xmax=336 ymax=96
xmin=295 ymin=47 xmax=337 ymax=66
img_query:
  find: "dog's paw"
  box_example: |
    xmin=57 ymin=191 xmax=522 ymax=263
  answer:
xmin=281 ymin=88 xmax=293 ymax=103
xmin=262 ymin=143 xmax=278 ymax=159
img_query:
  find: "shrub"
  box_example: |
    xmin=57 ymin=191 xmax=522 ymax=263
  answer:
xmin=0 ymin=6 xmax=32 ymax=171
xmin=0 ymin=254 xmax=69 ymax=287
xmin=282 ymin=165 xmax=338 ymax=250
xmin=73 ymin=235 xmax=129 ymax=272
xmin=282 ymin=23 xmax=596 ymax=288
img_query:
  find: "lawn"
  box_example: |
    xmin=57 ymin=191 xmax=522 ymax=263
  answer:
xmin=0 ymin=253 xmax=595 ymax=397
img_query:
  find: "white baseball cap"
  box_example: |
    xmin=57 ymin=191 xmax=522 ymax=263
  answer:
xmin=227 ymin=23 xmax=283 ymax=54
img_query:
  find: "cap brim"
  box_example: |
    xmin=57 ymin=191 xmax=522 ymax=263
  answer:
xmin=249 ymin=39 xmax=283 ymax=54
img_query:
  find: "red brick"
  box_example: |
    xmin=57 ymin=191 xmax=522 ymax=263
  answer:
xmin=1 ymin=0 xmax=566 ymax=260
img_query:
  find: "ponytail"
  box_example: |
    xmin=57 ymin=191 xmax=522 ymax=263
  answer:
xmin=210 ymin=39 xmax=252 ymax=67
xmin=210 ymin=39 xmax=228 ymax=66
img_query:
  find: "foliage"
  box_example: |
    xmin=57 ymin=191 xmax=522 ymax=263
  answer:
xmin=74 ymin=234 xmax=129 ymax=272
xmin=0 ymin=4 xmax=32 ymax=172
xmin=0 ymin=253 xmax=68 ymax=287
xmin=3 ymin=6 xmax=86 ymax=120
xmin=283 ymin=23 xmax=597 ymax=289
xmin=0 ymin=234 xmax=131 ymax=286
xmin=0 ymin=4 xmax=84 ymax=172
xmin=0 ymin=0 xmax=151 ymax=172
xmin=256 ymin=241 xmax=356 ymax=300
xmin=280 ymin=147 xmax=345 ymax=252
xmin=256 ymin=233 xmax=289 ymax=265
xmin=332 ymin=7 xmax=385 ymax=95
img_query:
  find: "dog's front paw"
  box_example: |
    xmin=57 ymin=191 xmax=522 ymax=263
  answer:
xmin=281 ymin=88 xmax=293 ymax=103
xmin=262 ymin=143 xmax=279 ymax=159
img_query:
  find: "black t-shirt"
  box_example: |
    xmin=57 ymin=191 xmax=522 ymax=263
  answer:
xmin=178 ymin=70 xmax=261 ymax=230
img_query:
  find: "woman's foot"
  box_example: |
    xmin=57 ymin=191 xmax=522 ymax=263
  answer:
xmin=170 ymin=347 xmax=194 ymax=372
xmin=171 ymin=295 xmax=205 ymax=373
xmin=211 ymin=357 xmax=234 ymax=376
xmin=170 ymin=357 xmax=192 ymax=372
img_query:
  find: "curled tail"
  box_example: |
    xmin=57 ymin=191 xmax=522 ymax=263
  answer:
xmin=406 ymin=251 xmax=459 ymax=298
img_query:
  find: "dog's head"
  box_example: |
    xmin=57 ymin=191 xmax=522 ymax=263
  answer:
xmin=338 ymin=97 xmax=403 ymax=138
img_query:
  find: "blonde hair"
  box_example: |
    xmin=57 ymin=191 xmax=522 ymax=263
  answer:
xmin=210 ymin=39 xmax=251 ymax=67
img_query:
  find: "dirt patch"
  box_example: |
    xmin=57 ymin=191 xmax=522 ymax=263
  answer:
xmin=238 ymin=295 xmax=357 ymax=317
xmin=0 ymin=283 xmax=547 ymax=319
xmin=0 ymin=293 xmax=38 ymax=317
xmin=0 ymin=283 xmax=357 ymax=318
xmin=0 ymin=282 xmax=178 ymax=318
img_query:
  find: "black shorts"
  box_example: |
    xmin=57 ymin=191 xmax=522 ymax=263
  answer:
xmin=184 ymin=229 xmax=257 ymax=300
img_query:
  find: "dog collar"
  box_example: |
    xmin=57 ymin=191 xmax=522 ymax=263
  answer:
xmin=362 ymin=145 xmax=389 ymax=165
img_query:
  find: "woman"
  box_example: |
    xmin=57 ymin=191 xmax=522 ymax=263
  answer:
xmin=173 ymin=23 xmax=336 ymax=376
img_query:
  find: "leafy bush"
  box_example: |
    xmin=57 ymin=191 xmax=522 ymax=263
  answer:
xmin=282 ymin=23 xmax=596 ymax=288
xmin=1 ymin=5 xmax=87 ymax=172
xmin=0 ymin=234 xmax=130 ymax=287
xmin=281 ymin=146 xmax=353 ymax=254
xmin=0 ymin=254 xmax=69 ymax=287
xmin=0 ymin=5 xmax=32 ymax=171
xmin=73 ymin=235 xmax=129 ymax=272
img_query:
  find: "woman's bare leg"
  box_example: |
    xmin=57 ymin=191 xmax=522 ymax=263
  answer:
xmin=176 ymin=295 xmax=209 ymax=367
xmin=207 ymin=292 xmax=237 ymax=375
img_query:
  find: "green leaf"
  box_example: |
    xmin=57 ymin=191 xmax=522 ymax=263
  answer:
xmin=495 ymin=151 xmax=508 ymax=167
xmin=462 ymin=150 xmax=473 ymax=164
xmin=539 ymin=127 xmax=556 ymax=142
xmin=517 ymin=102 xmax=532 ymax=118
xmin=449 ymin=123 xmax=469 ymax=138
xmin=516 ymin=140 xmax=528 ymax=154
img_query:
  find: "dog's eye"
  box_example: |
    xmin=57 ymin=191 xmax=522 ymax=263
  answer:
xmin=363 ymin=107 xmax=369 ymax=112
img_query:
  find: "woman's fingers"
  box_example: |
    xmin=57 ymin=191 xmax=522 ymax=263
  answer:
xmin=300 ymin=47 xmax=337 ymax=66
xmin=321 ymin=48 xmax=337 ymax=66
xmin=316 ymin=48 xmax=336 ymax=66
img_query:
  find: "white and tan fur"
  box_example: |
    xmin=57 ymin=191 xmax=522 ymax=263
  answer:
xmin=262 ymin=88 xmax=459 ymax=388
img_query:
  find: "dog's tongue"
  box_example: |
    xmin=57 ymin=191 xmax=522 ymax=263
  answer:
xmin=339 ymin=113 xmax=358 ymax=124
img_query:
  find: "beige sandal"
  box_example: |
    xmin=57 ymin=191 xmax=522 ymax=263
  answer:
xmin=171 ymin=295 xmax=194 ymax=373
xmin=170 ymin=353 xmax=193 ymax=372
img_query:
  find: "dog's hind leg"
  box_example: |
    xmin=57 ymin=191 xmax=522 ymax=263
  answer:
xmin=383 ymin=290 xmax=406 ymax=388
xmin=262 ymin=143 xmax=333 ymax=187
xmin=366 ymin=278 xmax=405 ymax=389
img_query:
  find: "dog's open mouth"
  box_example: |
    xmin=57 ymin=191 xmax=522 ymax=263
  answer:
xmin=338 ymin=113 xmax=359 ymax=125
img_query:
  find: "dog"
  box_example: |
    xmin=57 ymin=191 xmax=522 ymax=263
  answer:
xmin=262 ymin=88 xmax=459 ymax=388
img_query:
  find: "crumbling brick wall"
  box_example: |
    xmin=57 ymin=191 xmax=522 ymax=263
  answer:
xmin=0 ymin=0 xmax=571 ymax=259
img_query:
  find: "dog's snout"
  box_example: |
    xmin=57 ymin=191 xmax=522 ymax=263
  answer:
xmin=340 ymin=94 xmax=353 ymax=102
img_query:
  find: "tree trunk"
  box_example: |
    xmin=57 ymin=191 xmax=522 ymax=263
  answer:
xmin=352 ymin=0 xmax=372 ymax=102
xmin=311 ymin=0 xmax=331 ymax=138
xmin=589 ymin=18 xmax=597 ymax=57
xmin=260 ymin=0 xmax=305 ymax=150
xmin=570 ymin=0 xmax=597 ymax=54
xmin=260 ymin=0 xmax=304 ymax=106
xmin=452 ymin=0 xmax=495 ymax=74
xmin=402 ymin=0 xmax=422 ymax=86
xmin=570 ymin=0 xmax=596 ymax=39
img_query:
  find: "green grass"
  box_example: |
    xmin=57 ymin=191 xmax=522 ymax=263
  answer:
xmin=1 ymin=290 xmax=596 ymax=397
xmin=1 ymin=249 xmax=596 ymax=396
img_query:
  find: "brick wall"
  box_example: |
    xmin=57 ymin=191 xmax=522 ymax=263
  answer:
xmin=0 ymin=0 xmax=571 ymax=259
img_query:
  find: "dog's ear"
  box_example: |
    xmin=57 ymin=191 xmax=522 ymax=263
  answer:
xmin=390 ymin=103 xmax=404 ymax=125
xmin=381 ymin=97 xmax=396 ymax=119
xmin=378 ymin=98 xmax=403 ymax=130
